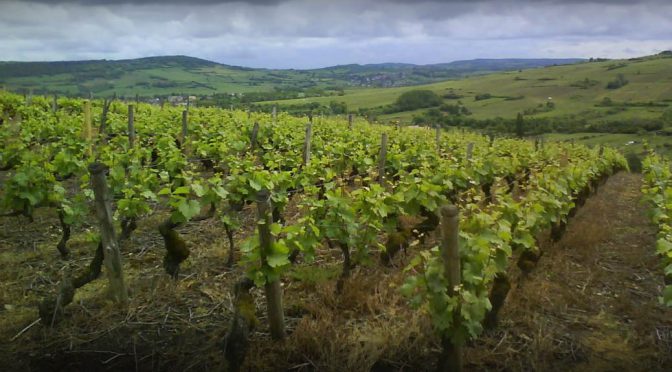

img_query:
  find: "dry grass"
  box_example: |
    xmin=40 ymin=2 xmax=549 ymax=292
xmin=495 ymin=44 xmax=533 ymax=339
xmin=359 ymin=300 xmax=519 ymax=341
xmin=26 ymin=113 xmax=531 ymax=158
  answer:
xmin=1 ymin=172 xmax=671 ymax=371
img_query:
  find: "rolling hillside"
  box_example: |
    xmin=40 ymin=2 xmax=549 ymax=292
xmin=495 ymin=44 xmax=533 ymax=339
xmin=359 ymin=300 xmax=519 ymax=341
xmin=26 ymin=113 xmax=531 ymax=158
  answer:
xmin=267 ymin=53 xmax=672 ymax=123
xmin=0 ymin=55 xmax=582 ymax=97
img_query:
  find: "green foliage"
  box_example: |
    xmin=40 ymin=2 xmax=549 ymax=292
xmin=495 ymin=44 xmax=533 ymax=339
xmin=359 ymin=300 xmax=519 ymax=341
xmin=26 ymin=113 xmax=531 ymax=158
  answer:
xmin=0 ymin=90 xmax=632 ymax=351
xmin=606 ymin=74 xmax=628 ymax=89
xmin=394 ymin=90 xmax=443 ymax=111
xmin=641 ymin=151 xmax=672 ymax=306
xmin=661 ymin=109 xmax=672 ymax=125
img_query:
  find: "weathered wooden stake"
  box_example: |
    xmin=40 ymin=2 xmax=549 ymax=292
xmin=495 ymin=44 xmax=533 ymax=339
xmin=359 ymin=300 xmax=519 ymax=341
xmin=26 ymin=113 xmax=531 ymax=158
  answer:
xmin=348 ymin=113 xmax=353 ymax=130
xmin=89 ymin=163 xmax=128 ymax=304
xmin=181 ymin=109 xmax=188 ymax=142
xmin=83 ymin=100 xmax=93 ymax=155
xmin=256 ymin=190 xmax=286 ymax=340
xmin=52 ymin=95 xmax=58 ymax=114
xmin=303 ymin=122 xmax=312 ymax=166
xmin=128 ymin=104 xmax=135 ymax=148
xmin=27 ymin=89 xmax=33 ymax=105
xmin=272 ymin=105 xmax=277 ymax=125
xmin=438 ymin=205 xmax=462 ymax=372
xmin=250 ymin=121 xmax=260 ymax=152
xmin=378 ymin=133 xmax=388 ymax=186
xmin=435 ymin=127 xmax=441 ymax=154
xmin=466 ymin=142 xmax=474 ymax=160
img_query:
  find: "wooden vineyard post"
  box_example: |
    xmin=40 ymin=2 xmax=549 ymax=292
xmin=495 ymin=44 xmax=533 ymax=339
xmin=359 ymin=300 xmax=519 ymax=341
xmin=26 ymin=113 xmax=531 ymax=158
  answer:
xmin=438 ymin=205 xmax=463 ymax=372
xmin=378 ymin=133 xmax=388 ymax=186
xmin=83 ymin=100 xmax=93 ymax=156
xmin=181 ymin=109 xmax=188 ymax=143
xmin=348 ymin=113 xmax=353 ymax=130
xmin=466 ymin=142 xmax=474 ymax=160
xmin=256 ymin=190 xmax=286 ymax=340
xmin=560 ymin=149 xmax=569 ymax=167
xmin=52 ymin=95 xmax=58 ymax=114
xmin=435 ymin=127 xmax=441 ymax=154
xmin=89 ymin=163 xmax=128 ymax=304
xmin=250 ymin=121 xmax=260 ymax=152
xmin=303 ymin=122 xmax=312 ymax=166
xmin=26 ymin=89 xmax=33 ymax=105
xmin=128 ymin=104 xmax=135 ymax=148
xmin=272 ymin=105 xmax=277 ymax=125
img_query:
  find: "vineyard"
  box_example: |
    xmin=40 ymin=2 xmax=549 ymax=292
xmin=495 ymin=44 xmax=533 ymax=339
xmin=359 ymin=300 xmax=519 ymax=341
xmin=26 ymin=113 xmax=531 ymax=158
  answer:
xmin=642 ymin=152 xmax=672 ymax=306
xmin=0 ymin=91 xmax=669 ymax=371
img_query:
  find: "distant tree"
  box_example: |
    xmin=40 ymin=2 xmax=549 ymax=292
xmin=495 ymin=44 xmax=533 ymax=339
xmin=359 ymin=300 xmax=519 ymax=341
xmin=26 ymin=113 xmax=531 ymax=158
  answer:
xmin=606 ymin=74 xmax=628 ymax=89
xmin=393 ymin=90 xmax=442 ymax=111
xmin=662 ymin=109 xmax=672 ymax=125
xmin=515 ymin=113 xmax=525 ymax=138
xmin=329 ymin=101 xmax=347 ymax=115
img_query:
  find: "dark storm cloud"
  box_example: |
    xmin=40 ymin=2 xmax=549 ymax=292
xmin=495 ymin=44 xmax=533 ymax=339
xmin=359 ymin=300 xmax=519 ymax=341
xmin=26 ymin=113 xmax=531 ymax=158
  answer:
xmin=22 ymin=0 xmax=284 ymax=5
xmin=1 ymin=0 xmax=671 ymax=68
xmin=19 ymin=0 xmax=672 ymax=5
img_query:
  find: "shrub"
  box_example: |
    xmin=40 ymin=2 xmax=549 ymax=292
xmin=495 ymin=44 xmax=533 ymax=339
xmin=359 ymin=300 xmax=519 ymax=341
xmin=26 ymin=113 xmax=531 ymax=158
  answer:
xmin=393 ymin=90 xmax=442 ymax=111
xmin=474 ymin=93 xmax=493 ymax=101
xmin=606 ymin=74 xmax=628 ymax=90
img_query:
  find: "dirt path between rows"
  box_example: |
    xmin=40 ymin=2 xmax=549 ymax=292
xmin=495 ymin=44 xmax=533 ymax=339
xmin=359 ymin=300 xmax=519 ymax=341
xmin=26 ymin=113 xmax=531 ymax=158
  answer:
xmin=468 ymin=172 xmax=672 ymax=371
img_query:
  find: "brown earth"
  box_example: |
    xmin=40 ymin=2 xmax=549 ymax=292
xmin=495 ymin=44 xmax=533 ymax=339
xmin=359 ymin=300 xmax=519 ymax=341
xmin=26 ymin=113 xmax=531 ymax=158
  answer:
xmin=467 ymin=172 xmax=672 ymax=371
xmin=0 ymin=171 xmax=670 ymax=371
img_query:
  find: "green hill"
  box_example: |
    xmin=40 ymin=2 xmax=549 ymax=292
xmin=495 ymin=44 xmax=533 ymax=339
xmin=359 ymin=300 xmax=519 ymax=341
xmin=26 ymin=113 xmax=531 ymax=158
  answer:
xmin=0 ymin=55 xmax=583 ymax=98
xmin=266 ymin=53 xmax=672 ymax=124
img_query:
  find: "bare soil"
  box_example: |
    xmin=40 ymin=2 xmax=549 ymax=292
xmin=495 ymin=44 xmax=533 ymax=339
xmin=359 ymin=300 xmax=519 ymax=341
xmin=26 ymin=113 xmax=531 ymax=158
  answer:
xmin=0 ymin=171 xmax=670 ymax=371
xmin=468 ymin=172 xmax=672 ymax=371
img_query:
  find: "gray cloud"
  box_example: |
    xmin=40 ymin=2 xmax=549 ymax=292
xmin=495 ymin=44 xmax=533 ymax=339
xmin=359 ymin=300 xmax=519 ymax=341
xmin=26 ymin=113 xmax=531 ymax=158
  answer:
xmin=1 ymin=0 xmax=671 ymax=68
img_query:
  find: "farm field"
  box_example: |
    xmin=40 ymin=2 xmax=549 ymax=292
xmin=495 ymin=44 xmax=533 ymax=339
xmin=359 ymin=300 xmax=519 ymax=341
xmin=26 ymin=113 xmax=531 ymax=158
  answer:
xmin=544 ymin=132 xmax=672 ymax=158
xmin=266 ymin=53 xmax=672 ymax=123
xmin=0 ymin=92 xmax=670 ymax=371
xmin=0 ymin=56 xmax=582 ymax=98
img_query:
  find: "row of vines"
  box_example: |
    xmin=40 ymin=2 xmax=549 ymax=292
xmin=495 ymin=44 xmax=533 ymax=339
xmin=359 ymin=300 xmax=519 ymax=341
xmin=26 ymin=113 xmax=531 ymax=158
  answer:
xmin=0 ymin=91 xmax=628 ymax=369
xmin=641 ymin=151 xmax=672 ymax=307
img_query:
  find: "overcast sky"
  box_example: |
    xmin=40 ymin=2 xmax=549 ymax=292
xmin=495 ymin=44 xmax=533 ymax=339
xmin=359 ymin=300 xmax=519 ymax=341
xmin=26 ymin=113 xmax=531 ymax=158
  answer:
xmin=1 ymin=0 xmax=671 ymax=68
